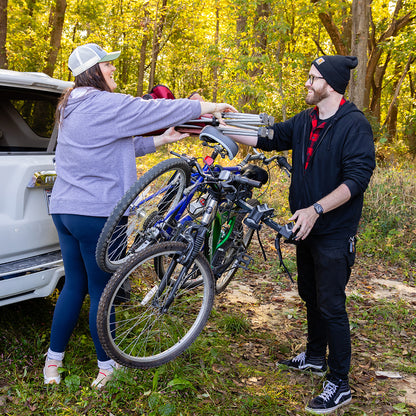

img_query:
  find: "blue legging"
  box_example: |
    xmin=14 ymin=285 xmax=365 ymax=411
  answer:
xmin=50 ymin=214 xmax=111 ymax=361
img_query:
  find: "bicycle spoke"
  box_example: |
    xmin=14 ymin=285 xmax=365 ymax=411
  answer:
xmin=96 ymin=160 xmax=191 ymax=272
xmin=97 ymin=242 xmax=214 ymax=368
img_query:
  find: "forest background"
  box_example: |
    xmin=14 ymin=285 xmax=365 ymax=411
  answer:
xmin=0 ymin=0 xmax=416 ymax=158
xmin=0 ymin=1 xmax=415 ymax=414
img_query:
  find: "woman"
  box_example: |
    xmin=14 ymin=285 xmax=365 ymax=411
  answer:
xmin=43 ymin=43 xmax=236 ymax=388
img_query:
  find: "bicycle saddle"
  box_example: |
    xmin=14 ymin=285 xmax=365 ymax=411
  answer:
xmin=199 ymin=126 xmax=239 ymax=160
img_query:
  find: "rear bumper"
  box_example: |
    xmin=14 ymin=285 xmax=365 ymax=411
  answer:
xmin=0 ymin=252 xmax=64 ymax=306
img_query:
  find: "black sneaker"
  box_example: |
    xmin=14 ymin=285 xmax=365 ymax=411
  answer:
xmin=278 ymin=352 xmax=327 ymax=376
xmin=305 ymin=376 xmax=352 ymax=414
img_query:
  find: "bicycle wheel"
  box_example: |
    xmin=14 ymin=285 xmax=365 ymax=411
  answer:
xmin=96 ymin=159 xmax=191 ymax=273
xmin=96 ymin=241 xmax=215 ymax=368
xmin=213 ymin=198 xmax=259 ymax=294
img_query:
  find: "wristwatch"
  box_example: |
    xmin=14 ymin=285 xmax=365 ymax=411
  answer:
xmin=313 ymin=202 xmax=324 ymax=216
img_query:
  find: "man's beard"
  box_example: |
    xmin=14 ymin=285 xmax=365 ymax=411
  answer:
xmin=305 ymin=87 xmax=329 ymax=105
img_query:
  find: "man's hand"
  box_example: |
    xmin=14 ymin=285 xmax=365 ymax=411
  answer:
xmin=289 ymin=184 xmax=352 ymax=240
xmin=289 ymin=206 xmax=320 ymax=240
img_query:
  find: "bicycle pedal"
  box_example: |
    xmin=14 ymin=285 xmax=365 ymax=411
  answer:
xmin=236 ymin=253 xmax=253 ymax=269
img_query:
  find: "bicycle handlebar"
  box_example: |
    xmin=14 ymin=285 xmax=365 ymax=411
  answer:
xmin=229 ymin=173 xmax=262 ymax=189
xmin=276 ymin=156 xmax=292 ymax=173
xmin=237 ymin=200 xmax=297 ymax=242
xmin=170 ymin=151 xmax=262 ymax=190
xmin=241 ymin=151 xmax=292 ymax=175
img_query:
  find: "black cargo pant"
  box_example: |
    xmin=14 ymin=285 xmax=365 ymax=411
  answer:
xmin=296 ymin=235 xmax=356 ymax=379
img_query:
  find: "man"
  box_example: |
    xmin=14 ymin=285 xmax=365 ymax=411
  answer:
xmin=229 ymin=55 xmax=375 ymax=414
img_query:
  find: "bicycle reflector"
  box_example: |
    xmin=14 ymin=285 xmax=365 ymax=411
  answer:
xmin=204 ymin=156 xmax=214 ymax=166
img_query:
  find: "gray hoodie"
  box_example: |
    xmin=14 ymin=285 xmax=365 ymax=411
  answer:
xmin=50 ymin=87 xmax=201 ymax=217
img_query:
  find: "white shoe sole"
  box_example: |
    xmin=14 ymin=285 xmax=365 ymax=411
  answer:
xmin=43 ymin=370 xmax=61 ymax=385
xmin=305 ymin=397 xmax=352 ymax=414
xmin=43 ymin=363 xmax=61 ymax=384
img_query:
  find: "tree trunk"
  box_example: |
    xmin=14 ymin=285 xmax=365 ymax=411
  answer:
xmin=317 ymin=11 xmax=348 ymax=55
xmin=407 ymin=128 xmax=416 ymax=156
xmin=212 ymin=2 xmax=219 ymax=102
xmin=275 ymin=41 xmax=287 ymax=121
xmin=384 ymin=55 xmax=415 ymax=140
xmin=0 ymin=0 xmax=7 ymax=69
xmin=349 ymin=0 xmax=369 ymax=110
xmin=369 ymin=54 xmax=390 ymax=121
xmin=364 ymin=0 xmax=414 ymax=111
xmin=136 ymin=10 xmax=150 ymax=96
xmin=311 ymin=0 xmax=350 ymax=55
xmin=313 ymin=0 xmax=413 ymax=122
xmin=149 ymin=0 xmax=168 ymax=90
xmin=235 ymin=11 xmax=247 ymax=110
xmin=137 ymin=32 xmax=149 ymax=96
xmin=407 ymin=73 xmax=416 ymax=155
xmin=237 ymin=1 xmax=270 ymax=111
xmin=43 ymin=0 xmax=67 ymax=77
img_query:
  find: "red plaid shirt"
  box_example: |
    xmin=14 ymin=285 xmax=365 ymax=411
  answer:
xmin=305 ymin=97 xmax=346 ymax=170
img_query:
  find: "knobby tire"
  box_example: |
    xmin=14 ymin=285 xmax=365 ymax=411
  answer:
xmin=96 ymin=159 xmax=191 ymax=273
xmin=96 ymin=241 xmax=215 ymax=368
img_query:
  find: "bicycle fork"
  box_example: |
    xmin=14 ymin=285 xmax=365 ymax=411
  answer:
xmin=153 ymin=197 xmax=218 ymax=313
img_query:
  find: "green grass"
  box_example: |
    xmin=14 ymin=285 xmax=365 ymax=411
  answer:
xmin=0 ymin=297 xmax=305 ymax=415
xmin=1 ymin=261 xmax=415 ymax=416
xmin=217 ymin=312 xmax=251 ymax=336
xmin=359 ymin=163 xmax=416 ymax=267
xmin=1 ymin=160 xmax=415 ymax=415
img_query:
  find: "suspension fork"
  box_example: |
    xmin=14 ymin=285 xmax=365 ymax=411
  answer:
xmin=156 ymin=227 xmax=208 ymax=313
xmin=156 ymin=197 xmax=219 ymax=313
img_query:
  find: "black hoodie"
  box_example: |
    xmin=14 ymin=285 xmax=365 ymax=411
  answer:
xmin=257 ymin=101 xmax=375 ymax=238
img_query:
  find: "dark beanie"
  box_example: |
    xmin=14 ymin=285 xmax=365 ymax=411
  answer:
xmin=312 ymin=55 xmax=358 ymax=94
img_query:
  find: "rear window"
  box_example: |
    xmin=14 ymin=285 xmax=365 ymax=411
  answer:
xmin=0 ymin=87 xmax=60 ymax=152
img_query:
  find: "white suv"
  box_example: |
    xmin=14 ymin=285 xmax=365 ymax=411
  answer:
xmin=0 ymin=69 xmax=73 ymax=306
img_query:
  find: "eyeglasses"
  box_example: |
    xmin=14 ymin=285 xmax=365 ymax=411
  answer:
xmin=307 ymin=74 xmax=325 ymax=85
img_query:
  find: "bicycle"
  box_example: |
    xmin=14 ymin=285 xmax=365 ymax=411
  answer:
xmin=96 ymin=130 xmax=295 ymax=369
xmin=95 ymin=113 xmax=286 ymax=294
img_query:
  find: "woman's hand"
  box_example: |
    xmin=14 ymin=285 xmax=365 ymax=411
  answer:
xmin=153 ymin=127 xmax=189 ymax=148
xmin=212 ymin=103 xmax=236 ymax=122
xmin=199 ymin=102 xmax=238 ymax=121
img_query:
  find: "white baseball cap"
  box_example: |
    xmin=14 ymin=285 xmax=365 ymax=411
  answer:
xmin=68 ymin=43 xmax=121 ymax=76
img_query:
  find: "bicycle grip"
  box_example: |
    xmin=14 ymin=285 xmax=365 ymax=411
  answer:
xmin=278 ymin=222 xmax=298 ymax=244
xmin=277 ymin=156 xmax=292 ymax=172
xmin=233 ymin=175 xmax=262 ymax=188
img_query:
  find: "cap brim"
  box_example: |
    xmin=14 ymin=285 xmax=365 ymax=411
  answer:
xmin=98 ymin=51 xmax=121 ymax=63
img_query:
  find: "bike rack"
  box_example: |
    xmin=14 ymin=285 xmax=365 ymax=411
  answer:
xmin=179 ymin=112 xmax=275 ymax=140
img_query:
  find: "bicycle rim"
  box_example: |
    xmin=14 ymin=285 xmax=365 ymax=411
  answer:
xmin=96 ymin=159 xmax=191 ymax=273
xmin=97 ymin=241 xmax=215 ymax=368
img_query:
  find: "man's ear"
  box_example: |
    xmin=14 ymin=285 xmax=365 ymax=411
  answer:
xmin=326 ymin=84 xmax=335 ymax=93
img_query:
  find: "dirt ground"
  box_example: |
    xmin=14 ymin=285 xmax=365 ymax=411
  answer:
xmin=217 ymin=240 xmax=416 ymax=412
